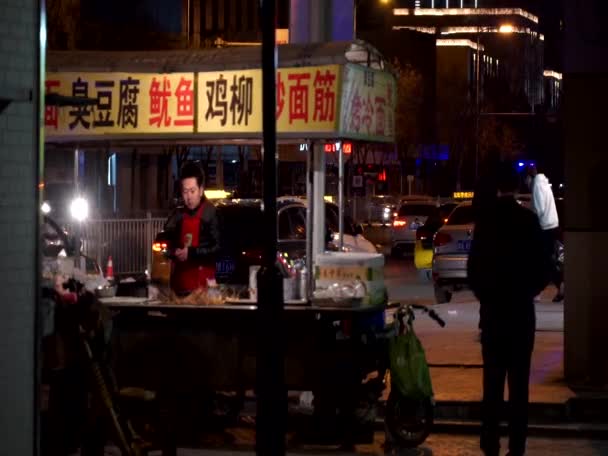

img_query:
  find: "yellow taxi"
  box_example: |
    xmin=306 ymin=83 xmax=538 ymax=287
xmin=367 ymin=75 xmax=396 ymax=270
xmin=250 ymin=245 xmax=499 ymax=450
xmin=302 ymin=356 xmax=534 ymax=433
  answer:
xmin=414 ymin=201 xmax=460 ymax=279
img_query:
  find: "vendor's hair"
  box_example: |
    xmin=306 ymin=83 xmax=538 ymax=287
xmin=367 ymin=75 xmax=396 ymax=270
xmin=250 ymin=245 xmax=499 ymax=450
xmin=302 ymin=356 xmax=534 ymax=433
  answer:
xmin=180 ymin=161 xmax=205 ymax=187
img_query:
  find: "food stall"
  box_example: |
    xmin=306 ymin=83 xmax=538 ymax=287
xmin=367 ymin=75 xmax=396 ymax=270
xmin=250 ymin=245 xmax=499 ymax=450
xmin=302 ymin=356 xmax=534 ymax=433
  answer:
xmin=45 ymin=41 xmax=397 ymax=442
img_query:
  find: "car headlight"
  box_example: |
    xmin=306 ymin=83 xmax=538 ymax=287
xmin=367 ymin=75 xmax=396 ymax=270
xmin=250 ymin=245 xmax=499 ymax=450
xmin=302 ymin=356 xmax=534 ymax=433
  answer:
xmin=70 ymin=197 xmax=89 ymax=222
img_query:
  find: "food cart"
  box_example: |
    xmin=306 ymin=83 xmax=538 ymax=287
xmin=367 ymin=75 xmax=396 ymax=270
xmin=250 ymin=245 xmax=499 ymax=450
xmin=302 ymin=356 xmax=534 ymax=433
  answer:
xmin=45 ymin=41 xmax=397 ymax=444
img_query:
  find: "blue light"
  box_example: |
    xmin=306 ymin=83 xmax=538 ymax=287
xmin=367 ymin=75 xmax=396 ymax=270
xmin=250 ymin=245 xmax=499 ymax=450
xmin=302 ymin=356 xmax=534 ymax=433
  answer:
xmin=518 ymin=162 xmax=524 ymax=167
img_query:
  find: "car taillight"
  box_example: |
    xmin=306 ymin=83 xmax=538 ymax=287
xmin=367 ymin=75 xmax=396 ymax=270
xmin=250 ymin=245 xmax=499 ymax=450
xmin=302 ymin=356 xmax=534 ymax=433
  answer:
xmin=152 ymin=242 xmax=167 ymax=252
xmin=433 ymin=232 xmax=452 ymax=247
xmin=393 ymin=218 xmax=407 ymax=228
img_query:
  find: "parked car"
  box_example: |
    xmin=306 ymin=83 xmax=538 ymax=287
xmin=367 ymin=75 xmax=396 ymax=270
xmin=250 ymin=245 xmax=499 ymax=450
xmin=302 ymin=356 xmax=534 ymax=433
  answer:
xmin=151 ymin=198 xmax=375 ymax=289
xmin=367 ymin=195 xmax=399 ymax=225
xmin=431 ymin=202 xmax=476 ymax=303
xmin=414 ymin=202 xmax=459 ymax=279
xmin=400 ymin=195 xmax=434 ymax=203
xmin=391 ymin=200 xmax=438 ymax=256
xmin=41 ymin=216 xmax=109 ymax=293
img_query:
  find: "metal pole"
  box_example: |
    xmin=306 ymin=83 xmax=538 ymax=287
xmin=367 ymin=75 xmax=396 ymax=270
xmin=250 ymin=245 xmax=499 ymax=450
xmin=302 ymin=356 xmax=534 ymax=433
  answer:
xmin=475 ymin=30 xmax=481 ymax=181
xmin=306 ymin=140 xmax=314 ymax=298
xmin=257 ymin=0 xmax=285 ymax=454
xmin=353 ymin=0 xmax=357 ymax=39
xmin=145 ymin=211 xmax=152 ymax=277
xmin=312 ymin=143 xmax=326 ymax=262
xmin=73 ymin=148 xmax=81 ymax=270
xmin=74 ymin=148 xmax=79 ymax=193
xmin=338 ymin=144 xmax=344 ymax=250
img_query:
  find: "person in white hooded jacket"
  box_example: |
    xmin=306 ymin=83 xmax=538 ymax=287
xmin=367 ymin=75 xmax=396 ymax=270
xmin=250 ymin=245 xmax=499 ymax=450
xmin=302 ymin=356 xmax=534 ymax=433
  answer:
xmin=528 ymin=165 xmax=563 ymax=301
xmin=529 ymin=169 xmax=559 ymax=230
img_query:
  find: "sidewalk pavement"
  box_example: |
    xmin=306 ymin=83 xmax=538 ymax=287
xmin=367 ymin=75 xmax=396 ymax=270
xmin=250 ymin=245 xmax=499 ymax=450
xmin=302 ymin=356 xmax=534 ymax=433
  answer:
xmin=388 ymin=287 xmax=608 ymax=427
xmin=102 ymin=432 xmax=608 ymax=456
xmin=407 ymin=292 xmax=571 ymax=405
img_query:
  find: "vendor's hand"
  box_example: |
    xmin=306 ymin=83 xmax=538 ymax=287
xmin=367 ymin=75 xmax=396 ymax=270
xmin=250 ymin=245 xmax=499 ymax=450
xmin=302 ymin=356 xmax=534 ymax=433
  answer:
xmin=175 ymin=247 xmax=189 ymax=262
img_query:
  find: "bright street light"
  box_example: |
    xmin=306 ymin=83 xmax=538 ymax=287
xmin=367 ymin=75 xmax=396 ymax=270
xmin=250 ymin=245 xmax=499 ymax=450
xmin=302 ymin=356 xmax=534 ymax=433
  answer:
xmin=499 ymin=24 xmax=515 ymax=34
xmin=40 ymin=201 xmax=51 ymax=214
xmin=70 ymin=197 xmax=89 ymax=222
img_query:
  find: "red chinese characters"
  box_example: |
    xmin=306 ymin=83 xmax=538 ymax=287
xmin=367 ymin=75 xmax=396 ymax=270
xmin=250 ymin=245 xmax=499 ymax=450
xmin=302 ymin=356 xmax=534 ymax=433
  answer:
xmin=276 ymin=71 xmax=286 ymax=119
xmin=350 ymin=91 xmax=362 ymax=132
xmin=288 ymin=73 xmax=311 ymax=123
xmin=361 ymin=95 xmax=374 ymax=133
xmin=374 ymin=96 xmax=386 ymax=136
xmin=149 ymin=76 xmax=172 ymax=127
xmin=45 ymin=80 xmax=60 ymax=129
xmin=386 ymin=84 xmax=394 ymax=135
xmin=174 ymin=77 xmax=194 ymax=127
xmin=313 ymin=70 xmax=336 ymax=122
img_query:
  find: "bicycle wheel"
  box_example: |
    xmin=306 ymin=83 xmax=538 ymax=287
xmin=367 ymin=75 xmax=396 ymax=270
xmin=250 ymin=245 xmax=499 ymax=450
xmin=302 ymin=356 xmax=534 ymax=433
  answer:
xmin=385 ymin=392 xmax=433 ymax=448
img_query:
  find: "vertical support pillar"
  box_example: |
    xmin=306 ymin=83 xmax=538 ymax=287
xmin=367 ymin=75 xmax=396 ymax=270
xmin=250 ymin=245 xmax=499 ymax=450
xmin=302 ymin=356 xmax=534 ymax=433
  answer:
xmin=306 ymin=141 xmax=314 ymax=296
xmin=312 ymin=142 xmax=326 ymax=265
xmin=563 ymin=0 xmax=608 ymax=387
xmin=338 ymin=143 xmax=344 ymax=250
xmin=256 ymin=0 xmax=285 ymax=454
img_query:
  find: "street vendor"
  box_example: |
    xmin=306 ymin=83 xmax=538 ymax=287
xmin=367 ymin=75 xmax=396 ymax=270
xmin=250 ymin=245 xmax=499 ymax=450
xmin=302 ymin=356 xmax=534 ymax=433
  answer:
xmin=164 ymin=162 xmax=220 ymax=296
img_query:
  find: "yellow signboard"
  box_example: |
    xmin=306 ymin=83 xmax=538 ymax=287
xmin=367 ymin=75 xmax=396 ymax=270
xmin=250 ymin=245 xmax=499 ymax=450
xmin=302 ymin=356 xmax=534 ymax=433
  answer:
xmin=339 ymin=64 xmax=396 ymax=142
xmin=45 ymin=63 xmax=394 ymax=142
xmin=197 ymin=65 xmax=340 ymax=134
xmin=198 ymin=69 xmax=262 ymax=133
xmin=276 ymin=66 xmax=341 ymax=133
xmin=45 ymin=73 xmax=196 ymax=136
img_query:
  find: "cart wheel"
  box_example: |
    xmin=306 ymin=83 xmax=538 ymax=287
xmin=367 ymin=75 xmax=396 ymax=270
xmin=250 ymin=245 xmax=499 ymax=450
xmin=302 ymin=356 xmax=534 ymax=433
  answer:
xmin=385 ymin=393 xmax=433 ymax=448
xmin=433 ymin=285 xmax=452 ymax=304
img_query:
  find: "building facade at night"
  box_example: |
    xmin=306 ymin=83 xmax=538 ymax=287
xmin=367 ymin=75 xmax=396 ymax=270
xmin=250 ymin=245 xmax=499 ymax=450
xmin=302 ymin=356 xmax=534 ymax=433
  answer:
xmin=391 ymin=6 xmax=545 ymax=113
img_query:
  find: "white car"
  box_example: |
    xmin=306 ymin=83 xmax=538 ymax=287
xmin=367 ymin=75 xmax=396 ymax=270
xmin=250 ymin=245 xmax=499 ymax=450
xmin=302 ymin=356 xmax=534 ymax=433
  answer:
xmin=277 ymin=197 xmax=377 ymax=254
xmin=367 ymin=195 xmax=399 ymax=225
xmin=391 ymin=201 xmax=438 ymax=256
xmin=431 ymin=202 xmax=475 ymax=303
xmin=324 ymin=203 xmax=377 ymax=253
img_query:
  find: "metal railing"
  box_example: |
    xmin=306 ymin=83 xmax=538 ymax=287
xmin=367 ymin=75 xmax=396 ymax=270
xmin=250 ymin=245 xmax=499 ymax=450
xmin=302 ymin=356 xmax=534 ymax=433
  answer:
xmin=63 ymin=214 xmax=165 ymax=276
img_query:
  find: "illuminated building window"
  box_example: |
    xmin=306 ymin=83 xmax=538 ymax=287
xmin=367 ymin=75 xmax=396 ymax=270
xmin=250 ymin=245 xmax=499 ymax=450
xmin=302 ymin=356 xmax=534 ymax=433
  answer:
xmin=394 ymin=8 xmax=538 ymax=25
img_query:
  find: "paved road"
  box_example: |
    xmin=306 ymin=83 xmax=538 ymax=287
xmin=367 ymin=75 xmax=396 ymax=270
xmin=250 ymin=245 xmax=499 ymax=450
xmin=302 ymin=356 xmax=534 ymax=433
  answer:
xmin=384 ymin=255 xmax=435 ymax=304
xmin=131 ymin=433 xmax=608 ymax=455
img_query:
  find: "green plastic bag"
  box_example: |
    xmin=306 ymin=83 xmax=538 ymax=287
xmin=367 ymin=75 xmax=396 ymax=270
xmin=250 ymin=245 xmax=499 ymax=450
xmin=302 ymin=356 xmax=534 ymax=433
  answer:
xmin=389 ymin=326 xmax=434 ymax=400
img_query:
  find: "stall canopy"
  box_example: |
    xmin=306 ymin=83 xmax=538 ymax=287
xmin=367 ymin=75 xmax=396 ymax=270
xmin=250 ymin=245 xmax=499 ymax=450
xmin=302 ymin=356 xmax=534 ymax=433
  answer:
xmin=44 ymin=41 xmax=396 ymax=144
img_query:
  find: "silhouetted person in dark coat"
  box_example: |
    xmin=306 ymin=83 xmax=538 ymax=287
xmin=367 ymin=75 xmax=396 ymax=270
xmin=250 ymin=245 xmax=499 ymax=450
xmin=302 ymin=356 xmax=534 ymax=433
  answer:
xmin=467 ymin=164 xmax=550 ymax=456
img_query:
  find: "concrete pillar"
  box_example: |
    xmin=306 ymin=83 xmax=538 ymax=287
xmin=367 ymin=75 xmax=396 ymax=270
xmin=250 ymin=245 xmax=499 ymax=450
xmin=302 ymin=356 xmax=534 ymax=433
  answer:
xmin=331 ymin=0 xmax=355 ymax=41
xmin=181 ymin=0 xmax=190 ymax=45
xmin=0 ymin=0 xmax=40 ymax=453
xmin=290 ymin=0 xmax=353 ymax=43
xmin=289 ymin=0 xmax=312 ymax=44
xmin=563 ymin=1 xmax=608 ymax=386
xmin=192 ymin=0 xmax=201 ymax=48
